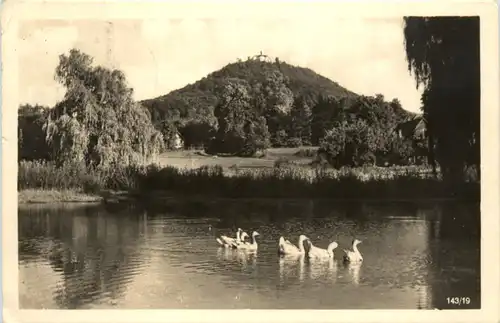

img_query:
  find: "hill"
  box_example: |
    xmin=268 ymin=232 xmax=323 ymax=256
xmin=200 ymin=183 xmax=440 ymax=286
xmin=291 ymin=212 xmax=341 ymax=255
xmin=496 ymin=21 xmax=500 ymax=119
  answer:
xmin=141 ymin=58 xmax=358 ymax=119
xmin=140 ymin=57 xmax=416 ymax=151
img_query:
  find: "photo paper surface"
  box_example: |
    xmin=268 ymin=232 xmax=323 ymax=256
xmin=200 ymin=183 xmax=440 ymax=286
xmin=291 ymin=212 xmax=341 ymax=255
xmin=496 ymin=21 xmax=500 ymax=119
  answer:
xmin=2 ymin=1 xmax=499 ymax=322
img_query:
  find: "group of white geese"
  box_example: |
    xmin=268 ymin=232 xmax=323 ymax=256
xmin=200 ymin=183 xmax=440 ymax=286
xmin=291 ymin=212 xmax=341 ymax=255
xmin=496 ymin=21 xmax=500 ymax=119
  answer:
xmin=216 ymin=228 xmax=363 ymax=263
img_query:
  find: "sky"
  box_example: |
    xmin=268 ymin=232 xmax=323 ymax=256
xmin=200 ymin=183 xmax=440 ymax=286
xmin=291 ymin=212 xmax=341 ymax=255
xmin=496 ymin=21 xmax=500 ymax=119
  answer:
xmin=18 ymin=18 xmax=423 ymax=113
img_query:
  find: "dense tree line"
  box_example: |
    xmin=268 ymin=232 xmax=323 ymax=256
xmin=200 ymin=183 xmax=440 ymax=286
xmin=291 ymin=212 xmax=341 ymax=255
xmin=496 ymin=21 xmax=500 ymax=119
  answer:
xmin=19 ymin=50 xmax=422 ymax=169
xmin=142 ymin=58 xmax=358 ymax=149
xmin=316 ymin=95 xmax=421 ymax=167
xmin=203 ymin=74 xmax=421 ymax=165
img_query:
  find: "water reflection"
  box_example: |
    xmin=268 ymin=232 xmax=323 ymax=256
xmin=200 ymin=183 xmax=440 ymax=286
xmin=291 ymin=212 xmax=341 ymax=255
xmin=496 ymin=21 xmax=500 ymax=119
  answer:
xmin=279 ymin=254 xmax=306 ymax=284
xmin=279 ymin=255 xmax=342 ymax=286
xmin=417 ymin=284 xmax=431 ymax=309
xmin=344 ymin=262 xmax=362 ymax=286
xmin=217 ymin=248 xmax=257 ymax=271
xmin=19 ymin=204 xmax=146 ymax=308
xmin=309 ymin=257 xmax=338 ymax=282
xmin=18 ymin=200 xmax=480 ymax=309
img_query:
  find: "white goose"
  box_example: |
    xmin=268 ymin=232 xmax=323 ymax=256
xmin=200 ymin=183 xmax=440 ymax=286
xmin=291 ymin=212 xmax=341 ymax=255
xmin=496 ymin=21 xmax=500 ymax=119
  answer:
xmin=343 ymin=239 xmax=363 ymax=263
xmin=236 ymin=231 xmax=250 ymax=246
xmin=278 ymin=235 xmax=308 ymax=256
xmin=216 ymin=228 xmax=245 ymax=247
xmin=231 ymin=231 xmax=260 ymax=251
xmin=306 ymin=239 xmax=339 ymax=259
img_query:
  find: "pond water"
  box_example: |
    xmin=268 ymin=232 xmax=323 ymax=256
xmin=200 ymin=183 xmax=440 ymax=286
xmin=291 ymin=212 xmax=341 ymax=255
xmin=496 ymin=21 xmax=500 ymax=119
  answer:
xmin=18 ymin=199 xmax=480 ymax=309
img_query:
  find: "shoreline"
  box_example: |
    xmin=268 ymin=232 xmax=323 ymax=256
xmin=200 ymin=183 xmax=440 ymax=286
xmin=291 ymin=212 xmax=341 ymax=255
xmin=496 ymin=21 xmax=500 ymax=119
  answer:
xmin=18 ymin=189 xmax=104 ymax=205
xmin=17 ymin=188 xmax=479 ymax=206
xmin=19 ymin=157 xmax=479 ymax=206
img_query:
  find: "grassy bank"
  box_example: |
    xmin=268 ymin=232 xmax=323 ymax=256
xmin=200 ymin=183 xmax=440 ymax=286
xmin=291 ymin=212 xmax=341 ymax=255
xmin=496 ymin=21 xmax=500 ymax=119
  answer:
xmin=18 ymin=156 xmax=479 ymax=202
xmin=18 ymin=189 xmax=103 ymax=204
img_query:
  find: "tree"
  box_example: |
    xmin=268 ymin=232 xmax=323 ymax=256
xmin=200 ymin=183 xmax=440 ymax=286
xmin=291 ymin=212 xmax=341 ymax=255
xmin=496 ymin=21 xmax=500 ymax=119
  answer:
xmin=348 ymin=95 xmax=398 ymax=158
xmin=389 ymin=137 xmax=416 ymax=166
xmin=45 ymin=49 xmax=164 ymax=168
xmin=289 ymin=95 xmax=312 ymax=146
xmin=45 ymin=114 xmax=89 ymax=166
xmin=320 ymin=120 xmax=377 ymax=168
xmin=311 ymin=95 xmax=344 ymax=145
xmin=179 ymin=120 xmax=216 ymax=149
xmin=157 ymin=120 xmax=182 ymax=150
xmin=259 ymin=70 xmax=294 ymax=146
xmin=18 ymin=104 xmax=51 ymax=161
xmin=316 ymin=94 xmax=417 ymax=167
xmin=207 ymin=80 xmax=271 ymax=156
xmin=403 ymin=17 xmax=480 ymax=184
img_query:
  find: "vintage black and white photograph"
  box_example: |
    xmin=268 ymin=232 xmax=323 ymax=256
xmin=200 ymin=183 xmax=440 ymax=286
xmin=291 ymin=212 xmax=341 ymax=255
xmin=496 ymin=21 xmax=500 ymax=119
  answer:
xmin=3 ymin=1 xmax=498 ymax=319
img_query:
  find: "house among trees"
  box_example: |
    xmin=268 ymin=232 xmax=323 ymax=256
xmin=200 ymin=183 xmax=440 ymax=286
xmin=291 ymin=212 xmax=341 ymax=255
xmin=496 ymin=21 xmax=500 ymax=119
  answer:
xmin=393 ymin=115 xmax=428 ymax=165
xmin=173 ymin=132 xmax=184 ymax=150
xmin=394 ymin=116 xmax=426 ymax=141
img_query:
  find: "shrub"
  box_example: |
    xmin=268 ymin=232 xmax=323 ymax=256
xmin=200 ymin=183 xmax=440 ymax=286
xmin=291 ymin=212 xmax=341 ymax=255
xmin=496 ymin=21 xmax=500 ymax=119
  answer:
xmin=18 ymin=160 xmax=94 ymax=190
